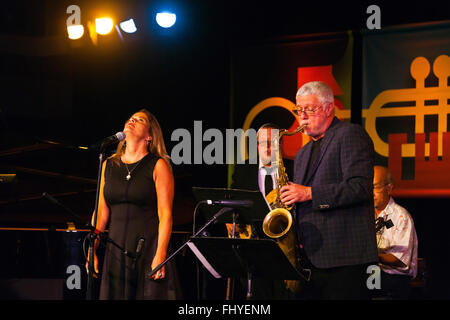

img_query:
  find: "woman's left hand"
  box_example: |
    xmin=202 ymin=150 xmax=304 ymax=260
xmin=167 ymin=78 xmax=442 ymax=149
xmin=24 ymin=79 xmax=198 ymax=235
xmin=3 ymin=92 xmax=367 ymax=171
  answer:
xmin=150 ymin=257 xmax=166 ymax=280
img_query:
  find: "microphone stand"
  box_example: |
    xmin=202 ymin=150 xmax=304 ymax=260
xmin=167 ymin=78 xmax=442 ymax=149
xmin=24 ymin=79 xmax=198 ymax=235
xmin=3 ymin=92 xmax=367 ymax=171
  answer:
xmin=85 ymin=151 xmax=105 ymax=300
xmin=146 ymin=206 xmax=234 ymax=280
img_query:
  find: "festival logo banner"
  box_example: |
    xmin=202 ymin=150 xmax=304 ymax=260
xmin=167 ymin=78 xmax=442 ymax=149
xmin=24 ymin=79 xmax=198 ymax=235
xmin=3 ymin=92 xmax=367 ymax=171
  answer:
xmin=229 ymin=32 xmax=354 ymax=187
xmin=362 ymin=21 xmax=450 ymax=197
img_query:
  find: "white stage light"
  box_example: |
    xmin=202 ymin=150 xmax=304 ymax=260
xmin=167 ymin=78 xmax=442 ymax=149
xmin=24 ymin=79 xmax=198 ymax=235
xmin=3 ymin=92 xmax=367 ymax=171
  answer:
xmin=120 ymin=19 xmax=137 ymax=33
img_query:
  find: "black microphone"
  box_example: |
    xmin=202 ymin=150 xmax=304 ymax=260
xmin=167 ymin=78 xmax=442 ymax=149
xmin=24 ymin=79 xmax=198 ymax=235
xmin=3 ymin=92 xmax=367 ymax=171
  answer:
xmin=126 ymin=237 xmax=146 ymax=258
xmin=130 ymin=237 xmax=145 ymax=269
xmin=90 ymin=132 xmax=126 ymax=150
xmin=205 ymin=199 xmax=253 ymax=208
xmin=135 ymin=237 xmax=145 ymax=258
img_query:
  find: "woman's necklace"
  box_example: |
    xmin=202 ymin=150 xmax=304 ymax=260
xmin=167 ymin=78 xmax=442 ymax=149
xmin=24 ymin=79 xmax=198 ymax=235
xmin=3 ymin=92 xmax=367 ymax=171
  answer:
xmin=124 ymin=158 xmax=143 ymax=181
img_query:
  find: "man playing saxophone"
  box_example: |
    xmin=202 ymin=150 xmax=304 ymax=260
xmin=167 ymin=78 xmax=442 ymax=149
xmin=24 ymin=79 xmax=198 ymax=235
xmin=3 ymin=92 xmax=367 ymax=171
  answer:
xmin=280 ymin=81 xmax=378 ymax=299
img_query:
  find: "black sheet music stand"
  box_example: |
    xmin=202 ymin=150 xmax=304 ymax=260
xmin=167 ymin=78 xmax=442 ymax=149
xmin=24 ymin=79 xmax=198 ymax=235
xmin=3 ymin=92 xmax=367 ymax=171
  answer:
xmin=188 ymin=237 xmax=308 ymax=299
xmin=190 ymin=187 xmax=311 ymax=299
xmin=192 ymin=187 xmax=270 ymax=236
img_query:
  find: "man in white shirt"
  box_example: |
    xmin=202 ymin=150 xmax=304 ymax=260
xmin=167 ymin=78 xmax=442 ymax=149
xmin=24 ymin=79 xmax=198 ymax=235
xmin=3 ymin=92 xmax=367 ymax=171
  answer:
xmin=229 ymin=123 xmax=281 ymax=237
xmin=257 ymin=123 xmax=280 ymax=201
xmin=373 ymin=166 xmax=418 ymax=299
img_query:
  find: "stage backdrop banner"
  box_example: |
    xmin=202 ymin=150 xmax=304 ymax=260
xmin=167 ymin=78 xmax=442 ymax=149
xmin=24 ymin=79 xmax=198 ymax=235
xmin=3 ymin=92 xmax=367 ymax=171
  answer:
xmin=362 ymin=21 xmax=450 ymax=197
xmin=229 ymin=32 xmax=354 ymax=186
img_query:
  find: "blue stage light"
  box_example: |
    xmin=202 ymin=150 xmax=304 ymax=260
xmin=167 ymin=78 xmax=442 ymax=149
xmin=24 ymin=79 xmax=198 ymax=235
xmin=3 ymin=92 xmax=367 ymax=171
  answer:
xmin=156 ymin=12 xmax=176 ymax=28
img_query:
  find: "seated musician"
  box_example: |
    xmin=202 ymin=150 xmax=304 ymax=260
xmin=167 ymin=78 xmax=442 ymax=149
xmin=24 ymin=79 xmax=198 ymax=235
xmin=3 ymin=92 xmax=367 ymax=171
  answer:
xmin=373 ymin=166 xmax=418 ymax=299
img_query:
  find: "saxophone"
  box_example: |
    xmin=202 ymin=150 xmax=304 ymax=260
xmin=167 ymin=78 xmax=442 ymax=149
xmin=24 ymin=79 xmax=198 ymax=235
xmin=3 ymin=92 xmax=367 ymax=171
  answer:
xmin=262 ymin=125 xmax=306 ymax=293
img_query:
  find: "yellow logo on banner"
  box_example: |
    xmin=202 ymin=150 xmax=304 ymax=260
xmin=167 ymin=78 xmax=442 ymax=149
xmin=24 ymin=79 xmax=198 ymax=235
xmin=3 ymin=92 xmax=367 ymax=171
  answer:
xmin=363 ymin=54 xmax=450 ymax=158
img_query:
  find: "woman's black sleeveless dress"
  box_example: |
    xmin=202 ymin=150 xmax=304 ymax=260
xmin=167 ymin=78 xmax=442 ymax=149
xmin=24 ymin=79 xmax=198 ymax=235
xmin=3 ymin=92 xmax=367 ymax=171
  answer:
xmin=99 ymin=153 xmax=181 ymax=299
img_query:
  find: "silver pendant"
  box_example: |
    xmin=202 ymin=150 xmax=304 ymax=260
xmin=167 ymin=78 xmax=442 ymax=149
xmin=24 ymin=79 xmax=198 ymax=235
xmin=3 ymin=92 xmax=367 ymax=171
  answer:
xmin=126 ymin=174 xmax=131 ymax=181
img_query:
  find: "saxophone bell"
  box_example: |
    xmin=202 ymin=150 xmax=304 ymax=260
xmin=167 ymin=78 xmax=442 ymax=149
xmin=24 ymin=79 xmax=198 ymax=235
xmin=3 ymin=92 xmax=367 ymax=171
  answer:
xmin=262 ymin=207 xmax=293 ymax=239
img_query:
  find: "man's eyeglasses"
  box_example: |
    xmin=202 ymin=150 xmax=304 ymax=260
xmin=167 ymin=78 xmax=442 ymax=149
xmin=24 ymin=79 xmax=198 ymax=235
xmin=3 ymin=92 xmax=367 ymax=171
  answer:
xmin=292 ymin=105 xmax=322 ymax=116
xmin=257 ymin=139 xmax=277 ymax=146
xmin=373 ymin=183 xmax=389 ymax=191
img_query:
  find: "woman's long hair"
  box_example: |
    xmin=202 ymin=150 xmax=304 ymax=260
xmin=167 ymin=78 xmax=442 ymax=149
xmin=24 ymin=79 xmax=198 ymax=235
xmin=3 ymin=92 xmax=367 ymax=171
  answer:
xmin=111 ymin=108 xmax=171 ymax=169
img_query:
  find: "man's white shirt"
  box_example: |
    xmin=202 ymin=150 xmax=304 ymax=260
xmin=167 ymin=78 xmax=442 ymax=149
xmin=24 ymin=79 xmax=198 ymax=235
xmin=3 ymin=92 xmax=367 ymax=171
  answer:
xmin=377 ymin=197 xmax=418 ymax=278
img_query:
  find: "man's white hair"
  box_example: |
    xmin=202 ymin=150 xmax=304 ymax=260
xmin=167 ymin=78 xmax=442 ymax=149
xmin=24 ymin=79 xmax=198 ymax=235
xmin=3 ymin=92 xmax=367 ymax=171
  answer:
xmin=296 ymin=81 xmax=334 ymax=108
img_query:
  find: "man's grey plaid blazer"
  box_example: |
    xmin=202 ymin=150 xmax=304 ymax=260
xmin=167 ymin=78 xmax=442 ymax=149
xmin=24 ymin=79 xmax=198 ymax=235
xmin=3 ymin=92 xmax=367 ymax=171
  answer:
xmin=294 ymin=117 xmax=378 ymax=269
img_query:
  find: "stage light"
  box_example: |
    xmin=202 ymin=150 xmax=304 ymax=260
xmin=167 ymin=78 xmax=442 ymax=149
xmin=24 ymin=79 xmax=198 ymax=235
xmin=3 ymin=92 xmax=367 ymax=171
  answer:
xmin=120 ymin=19 xmax=137 ymax=33
xmin=96 ymin=17 xmax=114 ymax=35
xmin=67 ymin=24 xmax=84 ymax=40
xmin=156 ymin=12 xmax=176 ymax=28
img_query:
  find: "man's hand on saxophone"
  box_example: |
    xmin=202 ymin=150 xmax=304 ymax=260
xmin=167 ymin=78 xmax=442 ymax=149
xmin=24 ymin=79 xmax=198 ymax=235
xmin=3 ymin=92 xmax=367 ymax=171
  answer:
xmin=280 ymin=182 xmax=312 ymax=205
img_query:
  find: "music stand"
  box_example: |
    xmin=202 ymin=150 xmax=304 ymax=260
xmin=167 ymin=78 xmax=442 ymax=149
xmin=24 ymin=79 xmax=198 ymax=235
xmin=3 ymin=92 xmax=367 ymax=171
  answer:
xmin=192 ymin=187 xmax=270 ymax=236
xmin=188 ymin=237 xmax=308 ymax=299
xmin=191 ymin=187 xmax=311 ymax=299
